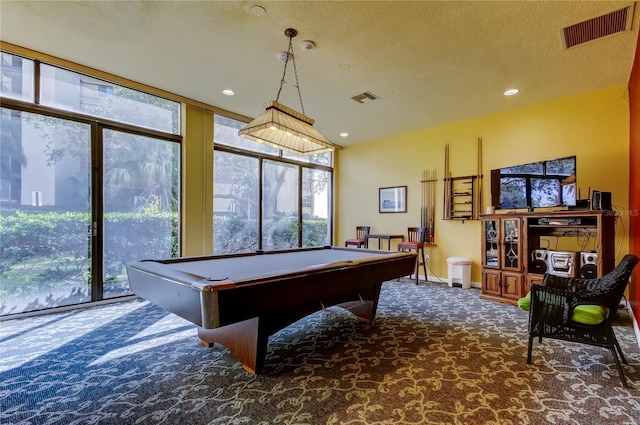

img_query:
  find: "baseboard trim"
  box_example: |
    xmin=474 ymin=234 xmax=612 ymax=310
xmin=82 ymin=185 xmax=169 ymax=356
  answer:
xmin=629 ymin=303 xmax=640 ymax=350
xmin=0 ymin=295 xmax=140 ymax=321
xmin=421 ymin=275 xmax=480 ymax=289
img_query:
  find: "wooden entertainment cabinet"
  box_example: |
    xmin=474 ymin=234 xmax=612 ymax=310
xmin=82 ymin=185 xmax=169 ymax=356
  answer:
xmin=480 ymin=210 xmax=616 ymax=306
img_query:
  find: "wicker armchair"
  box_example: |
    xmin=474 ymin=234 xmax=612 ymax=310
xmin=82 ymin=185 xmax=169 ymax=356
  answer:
xmin=526 ymin=254 xmax=639 ymax=387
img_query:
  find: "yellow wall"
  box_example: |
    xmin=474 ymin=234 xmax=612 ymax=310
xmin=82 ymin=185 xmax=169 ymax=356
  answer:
xmin=182 ymin=104 xmax=214 ymax=256
xmin=336 ymin=86 xmax=630 ymax=283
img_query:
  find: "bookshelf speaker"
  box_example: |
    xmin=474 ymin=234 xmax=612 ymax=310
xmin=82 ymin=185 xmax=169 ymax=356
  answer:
xmin=579 ymin=252 xmax=598 ymax=279
xmin=531 ymin=249 xmax=548 ymax=274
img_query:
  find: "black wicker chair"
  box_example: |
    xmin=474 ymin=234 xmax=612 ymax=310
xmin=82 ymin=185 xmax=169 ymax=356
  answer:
xmin=526 ymin=254 xmax=639 ymax=387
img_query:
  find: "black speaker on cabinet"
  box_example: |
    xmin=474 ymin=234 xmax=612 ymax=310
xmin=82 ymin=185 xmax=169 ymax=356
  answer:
xmin=591 ymin=191 xmax=612 ymax=211
xmin=579 ymin=252 xmax=598 ymax=278
xmin=531 ymin=249 xmax=548 ymax=274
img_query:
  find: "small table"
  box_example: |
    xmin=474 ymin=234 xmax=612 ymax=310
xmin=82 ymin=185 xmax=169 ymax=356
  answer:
xmin=366 ymin=234 xmax=405 ymax=250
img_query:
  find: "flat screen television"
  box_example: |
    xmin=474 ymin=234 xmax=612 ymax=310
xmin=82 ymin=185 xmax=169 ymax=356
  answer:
xmin=490 ymin=155 xmax=576 ymax=210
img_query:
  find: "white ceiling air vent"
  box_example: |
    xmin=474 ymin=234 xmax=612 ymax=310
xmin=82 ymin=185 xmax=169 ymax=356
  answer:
xmin=563 ymin=5 xmax=634 ymax=49
xmin=351 ymin=91 xmax=380 ymax=104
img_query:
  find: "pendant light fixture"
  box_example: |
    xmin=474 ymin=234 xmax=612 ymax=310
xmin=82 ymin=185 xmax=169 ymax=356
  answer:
xmin=238 ymin=28 xmax=338 ymax=155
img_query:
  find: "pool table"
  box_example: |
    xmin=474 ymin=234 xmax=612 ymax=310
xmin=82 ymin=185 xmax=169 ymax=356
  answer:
xmin=126 ymin=246 xmax=416 ymax=373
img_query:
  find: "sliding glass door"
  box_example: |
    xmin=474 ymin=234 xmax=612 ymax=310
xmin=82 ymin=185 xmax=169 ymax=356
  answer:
xmin=0 ymin=108 xmax=92 ymax=314
xmin=0 ymin=112 xmax=181 ymax=313
xmin=102 ymin=129 xmax=180 ymax=299
xmin=0 ymin=50 xmax=182 ymax=316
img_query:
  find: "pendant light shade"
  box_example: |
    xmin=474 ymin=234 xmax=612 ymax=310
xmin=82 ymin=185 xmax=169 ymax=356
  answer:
xmin=238 ymin=28 xmax=339 ymax=155
xmin=238 ymin=101 xmax=335 ymax=154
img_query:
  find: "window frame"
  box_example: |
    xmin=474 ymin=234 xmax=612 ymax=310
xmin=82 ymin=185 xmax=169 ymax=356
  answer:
xmin=0 ymin=49 xmax=183 ymax=317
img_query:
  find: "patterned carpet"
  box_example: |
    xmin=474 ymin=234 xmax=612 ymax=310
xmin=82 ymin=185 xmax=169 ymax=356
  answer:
xmin=1 ymin=280 xmax=639 ymax=425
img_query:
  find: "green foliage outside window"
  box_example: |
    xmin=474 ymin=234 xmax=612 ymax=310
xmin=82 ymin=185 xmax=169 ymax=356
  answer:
xmin=213 ymin=215 xmax=328 ymax=254
xmin=0 ymin=210 xmax=178 ymax=299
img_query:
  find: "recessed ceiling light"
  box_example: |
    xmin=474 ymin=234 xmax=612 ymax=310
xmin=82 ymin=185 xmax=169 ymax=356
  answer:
xmin=222 ymin=89 xmax=235 ymax=96
xmin=340 ymin=132 xmax=349 ymax=138
xmin=248 ymin=5 xmax=266 ymax=16
xmin=504 ymin=89 xmax=519 ymax=96
xmin=299 ymin=40 xmax=316 ymax=51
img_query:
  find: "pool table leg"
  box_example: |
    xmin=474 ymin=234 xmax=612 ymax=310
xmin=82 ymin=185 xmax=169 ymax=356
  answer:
xmin=197 ymin=317 xmax=268 ymax=374
xmin=336 ymin=300 xmax=377 ymax=323
xmin=336 ymin=281 xmax=382 ymax=323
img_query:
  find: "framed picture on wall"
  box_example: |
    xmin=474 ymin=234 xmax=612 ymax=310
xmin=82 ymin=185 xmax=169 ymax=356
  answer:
xmin=379 ymin=186 xmax=407 ymax=213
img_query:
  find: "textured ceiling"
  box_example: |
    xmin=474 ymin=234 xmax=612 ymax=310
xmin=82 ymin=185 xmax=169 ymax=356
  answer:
xmin=1 ymin=1 xmax=638 ymax=147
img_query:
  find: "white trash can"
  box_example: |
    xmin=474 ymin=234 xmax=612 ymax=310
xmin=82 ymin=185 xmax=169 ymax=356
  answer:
xmin=447 ymin=257 xmax=472 ymax=289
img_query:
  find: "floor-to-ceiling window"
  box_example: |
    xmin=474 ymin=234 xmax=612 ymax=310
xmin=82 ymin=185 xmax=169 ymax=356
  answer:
xmin=212 ymin=149 xmax=260 ymax=253
xmin=0 ymin=52 xmax=181 ymax=316
xmin=102 ymin=130 xmax=180 ymax=299
xmin=0 ymin=109 xmax=92 ymax=313
xmin=262 ymin=159 xmax=300 ymax=250
xmin=213 ymin=114 xmax=333 ymax=253
xmin=302 ymin=167 xmax=331 ymax=247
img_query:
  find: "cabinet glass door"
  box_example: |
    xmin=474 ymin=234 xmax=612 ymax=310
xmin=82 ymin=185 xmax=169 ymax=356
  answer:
xmin=483 ymin=219 xmax=500 ymax=268
xmin=501 ymin=218 xmax=521 ymax=270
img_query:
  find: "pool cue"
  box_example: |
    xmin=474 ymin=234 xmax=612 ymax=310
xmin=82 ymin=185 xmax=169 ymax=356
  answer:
xmin=429 ymin=169 xmax=436 ymax=242
xmin=443 ymin=144 xmax=450 ymax=219
xmin=421 ymin=169 xmax=436 ymax=241
xmin=477 ymin=137 xmax=483 ymax=219
xmin=421 ymin=169 xmax=426 ymax=228
xmin=424 ymin=169 xmax=429 ymax=238
xmin=444 ymin=144 xmax=452 ymax=220
xmin=424 ymin=169 xmax=429 ymax=237
xmin=425 ymin=170 xmax=429 ymax=232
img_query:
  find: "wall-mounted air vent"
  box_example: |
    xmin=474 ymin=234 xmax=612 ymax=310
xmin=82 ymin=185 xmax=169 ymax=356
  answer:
xmin=351 ymin=91 xmax=379 ymax=104
xmin=563 ymin=5 xmax=634 ymax=49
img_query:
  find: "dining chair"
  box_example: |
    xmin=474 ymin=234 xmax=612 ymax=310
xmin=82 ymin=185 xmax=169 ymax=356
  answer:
xmin=345 ymin=226 xmax=370 ymax=248
xmin=397 ymin=227 xmax=428 ymax=284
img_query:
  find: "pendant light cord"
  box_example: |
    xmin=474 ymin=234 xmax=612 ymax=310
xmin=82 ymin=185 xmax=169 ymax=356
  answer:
xmin=275 ymin=31 xmax=305 ymax=115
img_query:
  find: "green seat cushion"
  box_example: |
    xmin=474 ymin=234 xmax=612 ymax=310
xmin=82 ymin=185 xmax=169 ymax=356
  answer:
xmin=517 ymin=291 xmax=606 ymax=325
xmin=517 ymin=291 xmax=531 ymax=311
xmin=572 ymin=304 xmax=608 ymax=325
